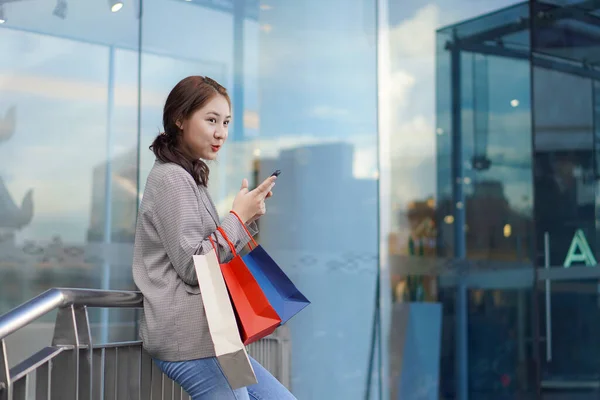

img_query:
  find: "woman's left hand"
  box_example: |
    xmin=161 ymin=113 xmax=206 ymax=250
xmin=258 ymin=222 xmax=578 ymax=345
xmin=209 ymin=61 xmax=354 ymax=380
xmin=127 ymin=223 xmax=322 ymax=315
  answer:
xmin=248 ymin=189 xmax=273 ymax=223
xmin=248 ymin=199 xmax=266 ymax=223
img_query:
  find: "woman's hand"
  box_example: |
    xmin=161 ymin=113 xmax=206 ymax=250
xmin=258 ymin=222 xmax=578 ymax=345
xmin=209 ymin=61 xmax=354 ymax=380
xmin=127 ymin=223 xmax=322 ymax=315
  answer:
xmin=232 ymin=176 xmax=276 ymax=223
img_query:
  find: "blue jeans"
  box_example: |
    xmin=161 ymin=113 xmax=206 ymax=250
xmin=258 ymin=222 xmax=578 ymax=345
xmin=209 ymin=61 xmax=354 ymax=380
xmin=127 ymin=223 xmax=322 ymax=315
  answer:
xmin=154 ymin=356 xmax=297 ymax=400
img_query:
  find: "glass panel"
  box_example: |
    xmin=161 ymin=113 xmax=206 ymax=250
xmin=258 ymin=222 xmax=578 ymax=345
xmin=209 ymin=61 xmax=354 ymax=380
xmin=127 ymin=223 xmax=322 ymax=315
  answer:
xmin=241 ymin=1 xmax=380 ymax=395
xmin=139 ymin=0 xmax=228 ymax=192
xmin=532 ymin=1 xmax=600 ymax=398
xmin=461 ymin=51 xmax=534 ymax=261
xmin=437 ymin=2 xmax=530 ymax=50
xmin=141 ymin=0 xmax=379 ymax=397
xmin=436 ymin=12 xmax=535 ymax=399
xmin=532 ymin=1 xmax=600 ymax=65
xmin=538 ymin=278 xmax=600 ymax=398
xmin=532 ymin=15 xmax=599 ymax=269
xmin=436 ymin=16 xmax=534 ymax=263
xmin=0 ymin=0 xmax=140 ymax=364
xmin=385 ymin=0 xmax=535 ymax=398
xmin=469 ymin=286 xmax=535 ymax=399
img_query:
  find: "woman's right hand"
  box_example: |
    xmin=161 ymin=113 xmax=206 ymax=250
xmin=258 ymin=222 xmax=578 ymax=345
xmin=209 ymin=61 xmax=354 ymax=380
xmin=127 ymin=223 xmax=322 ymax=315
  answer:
xmin=232 ymin=176 xmax=277 ymax=223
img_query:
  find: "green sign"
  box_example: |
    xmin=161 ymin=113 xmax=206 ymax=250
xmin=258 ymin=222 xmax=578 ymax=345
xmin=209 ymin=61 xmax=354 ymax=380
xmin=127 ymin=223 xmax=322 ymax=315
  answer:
xmin=563 ymin=229 xmax=597 ymax=267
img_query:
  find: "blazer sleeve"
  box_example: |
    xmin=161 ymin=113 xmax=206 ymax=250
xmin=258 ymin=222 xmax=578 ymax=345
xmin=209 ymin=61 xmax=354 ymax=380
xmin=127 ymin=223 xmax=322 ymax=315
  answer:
xmin=210 ymin=215 xmax=259 ymax=264
xmin=152 ymin=171 xmax=257 ymax=285
xmin=209 ymin=215 xmax=258 ymax=264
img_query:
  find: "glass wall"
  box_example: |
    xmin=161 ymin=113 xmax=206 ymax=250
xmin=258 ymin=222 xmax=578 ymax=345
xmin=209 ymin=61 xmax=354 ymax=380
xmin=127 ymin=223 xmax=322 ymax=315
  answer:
xmin=383 ymin=0 xmax=600 ymax=399
xmin=0 ymin=0 xmax=380 ymax=398
xmin=140 ymin=1 xmax=380 ymax=398
xmin=531 ymin=1 xmax=600 ymax=397
xmin=0 ymin=0 xmax=141 ymax=365
xmin=382 ymin=0 xmax=536 ymax=399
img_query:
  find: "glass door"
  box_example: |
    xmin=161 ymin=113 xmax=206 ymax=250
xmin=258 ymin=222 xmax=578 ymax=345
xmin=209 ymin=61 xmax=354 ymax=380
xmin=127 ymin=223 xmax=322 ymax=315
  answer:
xmin=537 ymin=246 xmax=600 ymax=399
xmin=531 ymin=0 xmax=600 ymax=395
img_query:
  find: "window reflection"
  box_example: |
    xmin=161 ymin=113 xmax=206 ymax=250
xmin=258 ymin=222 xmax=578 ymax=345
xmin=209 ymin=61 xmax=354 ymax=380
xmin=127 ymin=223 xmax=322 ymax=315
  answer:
xmin=386 ymin=1 xmax=537 ymax=399
xmin=534 ymin=66 xmax=598 ymax=267
xmin=468 ymin=287 xmax=533 ymax=398
xmin=436 ymin=20 xmax=534 ymax=261
xmin=140 ymin=0 xmax=379 ymax=398
xmin=0 ymin=0 xmax=140 ymax=361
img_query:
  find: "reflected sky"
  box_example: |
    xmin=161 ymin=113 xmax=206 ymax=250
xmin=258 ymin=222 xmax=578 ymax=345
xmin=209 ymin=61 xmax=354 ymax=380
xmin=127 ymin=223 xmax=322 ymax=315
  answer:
xmin=385 ymin=0 xmax=530 ymax=239
xmin=0 ymin=0 xmax=379 ymax=244
xmin=1 ymin=2 xmax=380 ymax=397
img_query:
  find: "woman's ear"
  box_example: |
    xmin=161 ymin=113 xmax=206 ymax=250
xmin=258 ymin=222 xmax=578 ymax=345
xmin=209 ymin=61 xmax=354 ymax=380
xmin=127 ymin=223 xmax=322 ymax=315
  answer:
xmin=176 ymin=120 xmax=183 ymax=130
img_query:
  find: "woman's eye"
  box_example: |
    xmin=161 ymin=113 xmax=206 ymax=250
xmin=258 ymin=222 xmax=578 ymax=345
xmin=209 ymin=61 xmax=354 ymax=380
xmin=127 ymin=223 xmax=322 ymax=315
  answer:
xmin=224 ymin=121 xmax=230 ymax=126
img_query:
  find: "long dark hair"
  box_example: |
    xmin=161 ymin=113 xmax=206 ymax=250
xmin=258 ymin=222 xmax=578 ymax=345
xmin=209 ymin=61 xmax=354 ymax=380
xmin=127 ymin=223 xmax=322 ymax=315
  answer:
xmin=150 ymin=76 xmax=231 ymax=186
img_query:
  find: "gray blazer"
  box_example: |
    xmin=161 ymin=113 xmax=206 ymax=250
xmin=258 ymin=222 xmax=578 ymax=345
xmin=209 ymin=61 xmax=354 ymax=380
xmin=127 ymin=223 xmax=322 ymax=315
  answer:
xmin=132 ymin=160 xmax=257 ymax=361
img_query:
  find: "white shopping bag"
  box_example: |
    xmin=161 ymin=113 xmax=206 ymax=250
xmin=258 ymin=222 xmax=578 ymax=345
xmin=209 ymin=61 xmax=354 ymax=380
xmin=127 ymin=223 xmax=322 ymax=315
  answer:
xmin=193 ymin=251 xmax=257 ymax=389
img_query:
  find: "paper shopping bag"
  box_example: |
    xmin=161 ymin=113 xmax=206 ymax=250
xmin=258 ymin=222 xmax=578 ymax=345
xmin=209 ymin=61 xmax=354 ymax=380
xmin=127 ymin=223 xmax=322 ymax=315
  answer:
xmin=214 ymin=227 xmax=281 ymax=345
xmin=193 ymin=250 xmax=257 ymax=389
xmin=231 ymin=212 xmax=310 ymax=324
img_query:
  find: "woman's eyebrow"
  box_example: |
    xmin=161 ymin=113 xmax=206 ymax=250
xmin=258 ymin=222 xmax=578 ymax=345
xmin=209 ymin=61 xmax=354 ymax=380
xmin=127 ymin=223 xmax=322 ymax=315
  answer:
xmin=206 ymin=111 xmax=231 ymax=119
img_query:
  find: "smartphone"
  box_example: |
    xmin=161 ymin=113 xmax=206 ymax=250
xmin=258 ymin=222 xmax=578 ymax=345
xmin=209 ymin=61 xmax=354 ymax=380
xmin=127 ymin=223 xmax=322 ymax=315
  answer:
xmin=271 ymin=169 xmax=281 ymax=177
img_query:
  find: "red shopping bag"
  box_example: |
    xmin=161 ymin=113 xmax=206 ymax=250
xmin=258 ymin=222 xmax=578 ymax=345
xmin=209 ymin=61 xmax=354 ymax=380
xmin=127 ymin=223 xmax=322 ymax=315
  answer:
xmin=211 ymin=227 xmax=281 ymax=345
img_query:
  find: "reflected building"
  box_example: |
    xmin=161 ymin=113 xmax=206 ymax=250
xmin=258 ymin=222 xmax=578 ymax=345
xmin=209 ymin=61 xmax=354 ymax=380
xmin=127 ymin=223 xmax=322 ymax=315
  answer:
xmin=0 ymin=0 xmax=381 ymax=396
xmin=0 ymin=105 xmax=33 ymax=241
xmin=256 ymin=142 xmax=378 ymax=398
xmin=0 ymin=177 xmax=33 ymax=235
xmin=437 ymin=180 xmax=533 ymax=262
xmin=87 ymin=149 xmax=138 ymax=244
xmin=431 ymin=1 xmax=600 ymax=398
xmin=259 ymin=142 xmax=377 ymax=252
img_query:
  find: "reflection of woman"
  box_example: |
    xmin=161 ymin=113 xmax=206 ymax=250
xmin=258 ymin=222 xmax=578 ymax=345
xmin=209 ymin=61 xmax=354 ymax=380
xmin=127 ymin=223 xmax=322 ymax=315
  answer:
xmin=132 ymin=76 xmax=295 ymax=399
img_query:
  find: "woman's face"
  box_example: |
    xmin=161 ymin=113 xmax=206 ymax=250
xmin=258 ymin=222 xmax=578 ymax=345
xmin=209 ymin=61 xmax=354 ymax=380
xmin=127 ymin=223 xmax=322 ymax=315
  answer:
xmin=178 ymin=94 xmax=231 ymax=161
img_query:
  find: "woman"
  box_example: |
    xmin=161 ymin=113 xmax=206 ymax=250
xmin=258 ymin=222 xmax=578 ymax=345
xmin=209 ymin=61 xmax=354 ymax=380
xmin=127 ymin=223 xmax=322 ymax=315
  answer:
xmin=132 ymin=76 xmax=296 ymax=399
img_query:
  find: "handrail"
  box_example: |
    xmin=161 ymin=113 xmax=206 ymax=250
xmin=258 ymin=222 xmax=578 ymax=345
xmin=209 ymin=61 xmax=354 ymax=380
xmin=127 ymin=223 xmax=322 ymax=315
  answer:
xmin=0 ymin=288 xmax=142 ymax=340
xmin=0 ymin=288 xmax=291 ymax=398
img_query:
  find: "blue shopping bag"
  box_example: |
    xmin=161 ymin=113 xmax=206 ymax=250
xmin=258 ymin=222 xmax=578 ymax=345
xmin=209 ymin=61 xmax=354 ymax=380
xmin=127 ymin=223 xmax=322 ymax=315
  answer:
xmin=232 ymin=212 xmax=310 ymax=324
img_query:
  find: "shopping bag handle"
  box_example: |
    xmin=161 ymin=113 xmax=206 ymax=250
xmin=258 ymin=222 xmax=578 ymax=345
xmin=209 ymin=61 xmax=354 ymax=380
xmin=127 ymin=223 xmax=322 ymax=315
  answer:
xmin=217 ymin=226 xmax=239 ymax=257
xmin=229 ymin=211 xmax=258 ymax=249
xmin=208 ymin=235 xmax=220 ymax=263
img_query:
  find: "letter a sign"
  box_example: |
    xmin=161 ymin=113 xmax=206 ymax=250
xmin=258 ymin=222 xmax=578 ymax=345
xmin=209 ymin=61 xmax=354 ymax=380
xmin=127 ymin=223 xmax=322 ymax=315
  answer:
xmin=563 ymin=229 xmax=597 ymax=267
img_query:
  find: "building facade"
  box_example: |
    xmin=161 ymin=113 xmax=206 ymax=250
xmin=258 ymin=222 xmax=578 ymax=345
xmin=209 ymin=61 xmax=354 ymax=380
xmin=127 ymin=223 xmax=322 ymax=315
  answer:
xmin=385 ymin=0 xmax=600 ymax=399
xmin=1 ymin=0 xmax=599 ymax=399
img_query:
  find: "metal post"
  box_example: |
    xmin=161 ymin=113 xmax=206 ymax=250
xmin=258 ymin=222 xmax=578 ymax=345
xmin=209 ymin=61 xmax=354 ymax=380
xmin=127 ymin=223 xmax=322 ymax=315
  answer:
xmin=451 ymin=37 xmax=468 ymax=400
xmin=364 ymin=272 xmax=381 ymax=400
xmin=51 ymin=305 xmax=93 ymax=400
xmin=517 ymin=289 xmax=527 ymax=389
xmin=101 ymin=46 xmax=116 ymax=345
xmin=133 ymin=0 xmax=144 ymax=339
xmin=232 ymin=0 xmax=245 ymax=142
xmin=544 ymin=233 xmax=552 ymax=362
xmin=0 ymin=339 xmax=10 ymax=400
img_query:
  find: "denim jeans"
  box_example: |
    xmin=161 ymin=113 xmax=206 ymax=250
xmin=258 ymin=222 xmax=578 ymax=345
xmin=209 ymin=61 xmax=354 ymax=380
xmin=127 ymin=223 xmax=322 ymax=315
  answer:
xmin=154 ymin=355 xmax=297 ymax=400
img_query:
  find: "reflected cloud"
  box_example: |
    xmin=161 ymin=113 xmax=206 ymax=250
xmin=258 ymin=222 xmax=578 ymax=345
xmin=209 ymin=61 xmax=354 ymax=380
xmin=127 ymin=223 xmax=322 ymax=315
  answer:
xmin=1 ymin=2 xmax=383 ymax=398
xmin=387 ymin=70 xmax=416 ymax=105
xmin=0 ymin=73 xmax=166 ymax=108
xmin=308 ymin=105 xmax=351 ymax=119
xmin=384 ymin=0 xmax=535 ymax=259
xmin=390 ymin=4 xmax=441 ymax=59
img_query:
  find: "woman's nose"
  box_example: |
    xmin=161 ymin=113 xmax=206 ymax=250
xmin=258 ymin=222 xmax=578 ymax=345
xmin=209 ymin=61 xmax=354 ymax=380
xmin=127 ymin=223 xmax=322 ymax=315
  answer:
xmin=215 ymin=126 xmax=226 ymax=139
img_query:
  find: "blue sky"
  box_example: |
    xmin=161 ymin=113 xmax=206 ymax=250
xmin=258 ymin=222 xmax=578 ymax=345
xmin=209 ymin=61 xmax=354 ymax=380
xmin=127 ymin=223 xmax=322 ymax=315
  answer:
xmin=0 ymin=0 xmax=382 ymax=243
xmin=0 ymin=0 xmax=547 ymax=397
xmin=0 ymin=0 xmax=536 ymax=243
xmin=384 ymin=0 xmax=534 ymax=239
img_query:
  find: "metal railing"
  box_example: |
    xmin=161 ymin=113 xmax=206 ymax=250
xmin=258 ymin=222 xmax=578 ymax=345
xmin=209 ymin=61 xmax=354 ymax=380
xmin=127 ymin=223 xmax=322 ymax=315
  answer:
xmin=0 ymin=288 xmax=291 ymax=400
